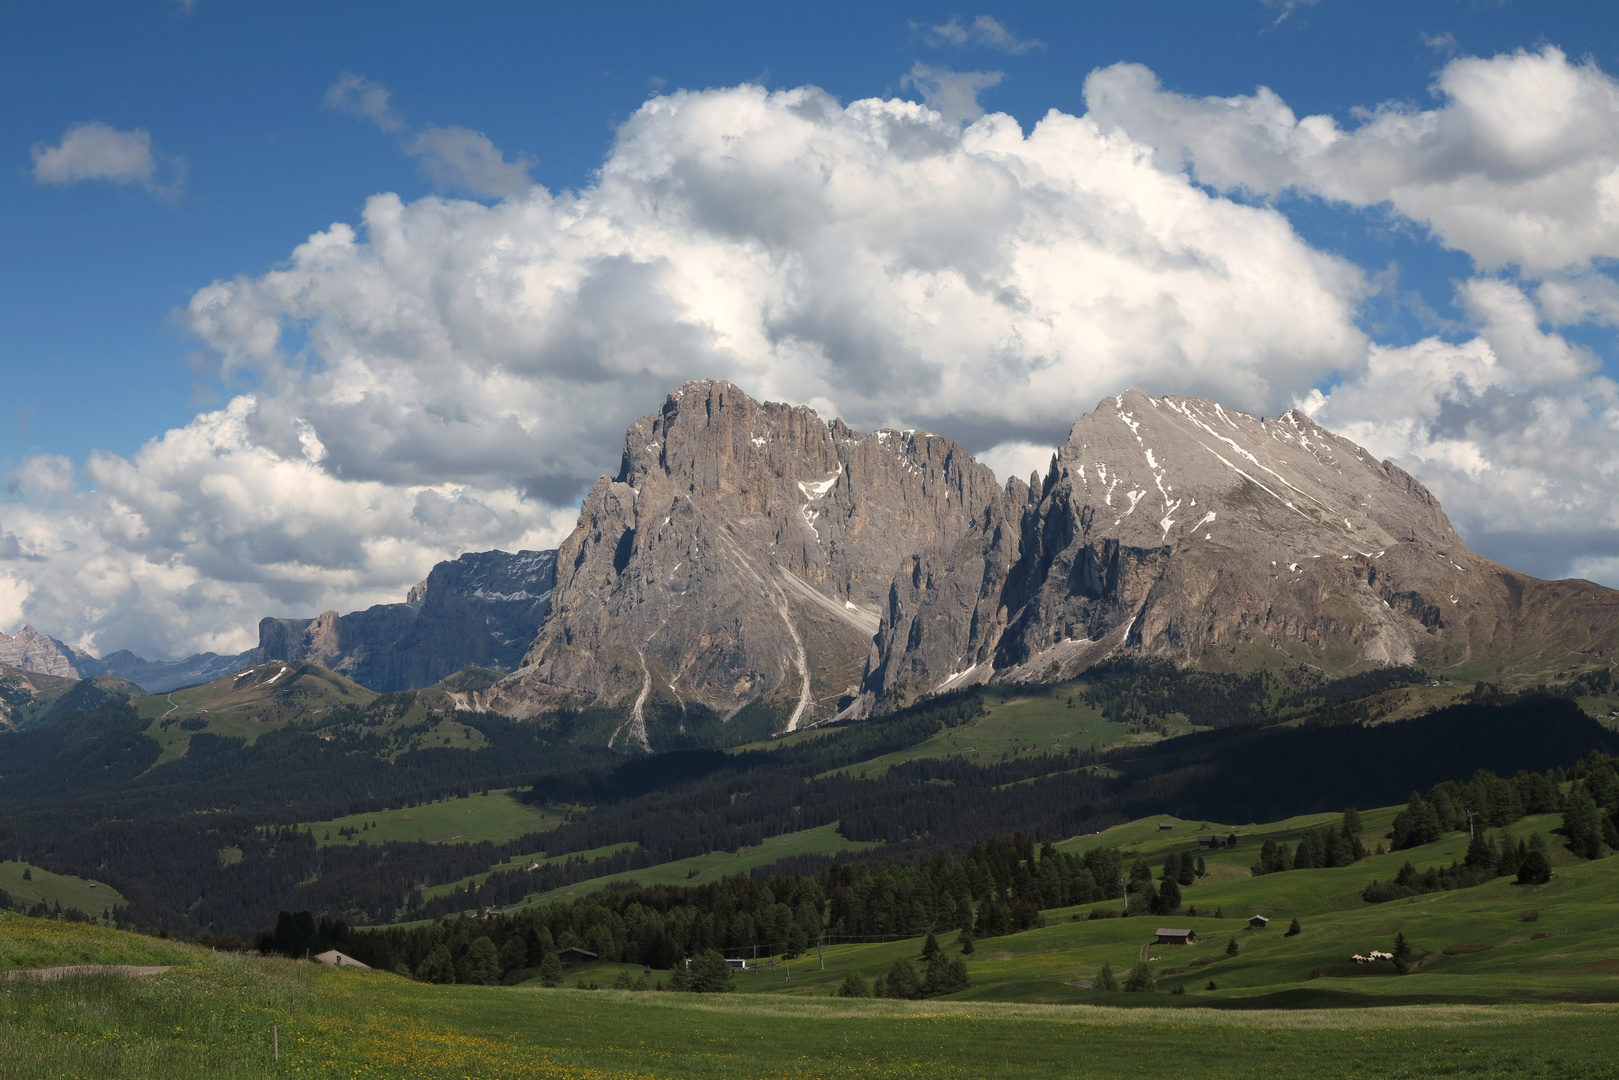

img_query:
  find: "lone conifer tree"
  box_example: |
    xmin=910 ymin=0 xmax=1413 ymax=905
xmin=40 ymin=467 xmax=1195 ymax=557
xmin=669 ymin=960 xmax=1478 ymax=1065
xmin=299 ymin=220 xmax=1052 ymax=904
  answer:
xmin=1226 ymin=936 xmax=1240 ymax=957
xmin=538 ymin=951 xmax=563 ymax=988
xmin=1342 ymin=807 xmax=1365 ymax=859
xmin=1285 ymin=918 xmax=1301 ymax=937
xmin=1097 ymin=960 xmax=1119 ymax=991
xmin=881 ymin=958 xmax=922 ymax=1000
xmin=1517 ymin=848 xmax=1552 ymax=885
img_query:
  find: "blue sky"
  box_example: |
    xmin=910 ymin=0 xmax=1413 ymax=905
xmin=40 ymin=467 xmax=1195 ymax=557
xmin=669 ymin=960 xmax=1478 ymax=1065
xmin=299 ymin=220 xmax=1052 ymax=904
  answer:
xmin=4 ymin=1 xmax=1619 ymax=657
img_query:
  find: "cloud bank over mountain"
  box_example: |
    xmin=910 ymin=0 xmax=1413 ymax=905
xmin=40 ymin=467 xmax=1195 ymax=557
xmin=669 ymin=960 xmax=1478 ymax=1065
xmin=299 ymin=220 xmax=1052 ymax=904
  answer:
xmin=4 ymin=45 xmax=1618 ymax=657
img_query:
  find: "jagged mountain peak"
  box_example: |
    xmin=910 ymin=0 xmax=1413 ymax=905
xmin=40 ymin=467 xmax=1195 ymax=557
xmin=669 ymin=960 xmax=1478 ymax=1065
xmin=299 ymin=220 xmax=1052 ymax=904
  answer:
xmin=1051 ymin=390 xmax=1459 ymax=556
xmin=493 ymin=379 xmax=1004 ymax=740
xmin=861 ymin=390 xmax=1619 ymax=709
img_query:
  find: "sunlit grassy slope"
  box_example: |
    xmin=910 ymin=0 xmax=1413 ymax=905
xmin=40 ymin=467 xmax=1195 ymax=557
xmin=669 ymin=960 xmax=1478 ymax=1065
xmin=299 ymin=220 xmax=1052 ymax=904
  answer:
xmin=713 ymin=806 xmax=1613 ymax=1009
xmin=810 ymin=683 xmax=1191 ymax=780
xmin=2 ymin=912 xmax=1618 ymax=1078
xmin=511 ymin=822 xmax=881 ymax=909
xmin=0 ymin=861 xmax=125 ymax=915
xmin=301 ymin=788 xmax=563 ymax=848
xmin=132 ymin=661 xmax=378 ymax=765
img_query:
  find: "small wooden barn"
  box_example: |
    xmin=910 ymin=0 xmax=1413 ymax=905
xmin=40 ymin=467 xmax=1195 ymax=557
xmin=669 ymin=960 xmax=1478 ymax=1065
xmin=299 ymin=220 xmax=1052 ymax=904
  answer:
xmin=1155 ymin=928 xmax=1197 ymax=946
xmin=311 ymin=949 xmax=369 ymax=969
xmin=1249 ymin=915 xmax=1270 ymax=929
xmin=557 ymin=946 xmax=598 ymax=965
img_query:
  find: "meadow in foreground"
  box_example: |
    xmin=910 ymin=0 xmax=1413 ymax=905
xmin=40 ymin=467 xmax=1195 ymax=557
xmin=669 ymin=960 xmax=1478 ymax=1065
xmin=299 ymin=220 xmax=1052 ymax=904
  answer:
xmin=2 ymin=914 xmax=1618 ymax=1080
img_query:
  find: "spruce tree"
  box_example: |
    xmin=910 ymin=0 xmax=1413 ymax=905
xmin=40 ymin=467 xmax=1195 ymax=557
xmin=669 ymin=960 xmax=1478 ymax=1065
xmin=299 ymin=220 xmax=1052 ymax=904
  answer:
xmin=498 ymin=933 xmax=530 ymax=974
xmin=416 ymin=944 xmax=455 ymax=984
xmin=882 ymin=958 xmax=922 ymax=1000
xmin=923 ymin=952 xmax=970 ymax=996
xmin=958 ymin=929 xmax=975 ymax=955
xmin=1226 ymin=936 xmax=1240 ymax=957
xmin=1195 ymin=856 xmax=1206 ymax=877
xmin=1517 ymin=849 xmax=1552 ymax=885
xmin=921 ymin=931 xmax=940 ymax=961
xmin=1562 ymin=787 xmax=1603 ymax=859
xmin=538 ymin=952 xmax=563 ymax=988
xmin=836 ymin=971 xmax=871 ymax=998
xmin=1124 ymin=961 xmax=1156 ymax=992
xmin=1285 ymin=918 xmax=1301 ymax=937
xmin=1342 ymin=807 xmax=1365 ymax=858
xmin=463 ymin=937 xmax=500 ymax=985
xmin=1097 ymin=960 xmax=1119 ymax=991
xmin=1155 ymin=877 xmax=1181 ymax=914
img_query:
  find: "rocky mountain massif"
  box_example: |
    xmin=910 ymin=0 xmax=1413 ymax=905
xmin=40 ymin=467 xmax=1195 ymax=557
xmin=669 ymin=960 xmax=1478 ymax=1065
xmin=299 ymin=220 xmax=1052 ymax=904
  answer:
xmin=862 ymin=389 xmax=1619 ymax=710
xmin=5 ymin=383 xmax=1615 ymax=738
xmin=479 ymin=380 xmax=1006 ymax=744
xmin=255 ymin=549 xmax=557 ymax=692
xmin=477 ymin=382 xmax=1619 ymax=736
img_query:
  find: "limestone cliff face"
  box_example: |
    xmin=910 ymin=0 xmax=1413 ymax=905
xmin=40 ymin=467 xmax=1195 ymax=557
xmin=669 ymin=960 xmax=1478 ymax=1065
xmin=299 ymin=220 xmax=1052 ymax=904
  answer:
xmin=489 ymin=380 xmax=1004 ymax=742
xmin=255 ymin=549 xmax=557 ymax=691
xmin=859 ymin=390 xmax=1619 ymax=706
xmin=0 ymin=627 xmax=93 ymax=679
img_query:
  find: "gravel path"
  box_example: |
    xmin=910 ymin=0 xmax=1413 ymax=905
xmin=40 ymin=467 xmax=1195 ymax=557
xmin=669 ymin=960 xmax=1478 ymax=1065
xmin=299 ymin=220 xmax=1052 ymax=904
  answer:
xmin=1 ymin=964 xmax=172 ymax=980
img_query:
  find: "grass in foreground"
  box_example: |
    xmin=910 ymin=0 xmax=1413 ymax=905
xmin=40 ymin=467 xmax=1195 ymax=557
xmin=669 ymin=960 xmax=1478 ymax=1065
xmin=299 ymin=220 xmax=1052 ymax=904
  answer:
xmin=2 ymin=914 xmax=1617 ymax=1079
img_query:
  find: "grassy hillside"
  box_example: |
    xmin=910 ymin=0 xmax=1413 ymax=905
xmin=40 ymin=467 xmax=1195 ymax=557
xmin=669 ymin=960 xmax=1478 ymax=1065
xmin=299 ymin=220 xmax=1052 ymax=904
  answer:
xmin=301 ymin=789 xmax=564 ymax=848
xmin=826 ymin=684 xmax=1151 ymax=778
xmin=0 ymin=665 xmax=81 ymax=729
xmin=514 ymin=822 xmax=881 ymax=908
xmin=134 ymin=661 xmax=378 ymax=766
xmin=0 ymin=861 xmax=125 ymax=916
xmin=0 ymin=912 xmax=1615 ymax=1078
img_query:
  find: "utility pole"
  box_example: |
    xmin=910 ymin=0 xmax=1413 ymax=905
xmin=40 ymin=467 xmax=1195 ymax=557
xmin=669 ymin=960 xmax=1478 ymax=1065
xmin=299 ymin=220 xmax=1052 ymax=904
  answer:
xmin=1120 ymin=876 xmax=1129 ymax=915
xmin=1466 ymin=810 xmax=1479 ymax=839
xmin=818 ymin=934 xmax=825 ymax=971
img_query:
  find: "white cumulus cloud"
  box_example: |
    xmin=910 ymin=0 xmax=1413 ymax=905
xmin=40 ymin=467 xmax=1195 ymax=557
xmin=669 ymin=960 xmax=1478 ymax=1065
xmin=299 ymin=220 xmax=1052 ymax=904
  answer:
xmin=31 ymin=121 xmax=184 ymax=198
xmin=1084 ymin=46 xmax=1619 ymax=273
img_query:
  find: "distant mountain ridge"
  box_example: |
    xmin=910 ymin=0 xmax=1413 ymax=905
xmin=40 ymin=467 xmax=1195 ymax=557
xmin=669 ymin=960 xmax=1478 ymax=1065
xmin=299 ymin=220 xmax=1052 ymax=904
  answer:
xmin=254 ymin=549 xmax=557 ymax=692
xmin=2 ymin=549 xmax=556 ymax=696
xmin=0 ymin=626 xmax=254 ymax=694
